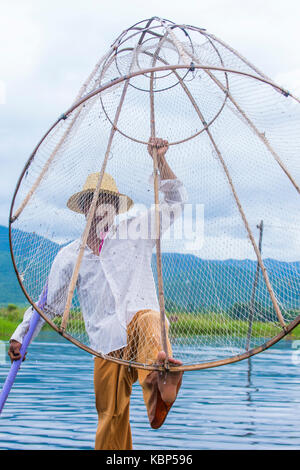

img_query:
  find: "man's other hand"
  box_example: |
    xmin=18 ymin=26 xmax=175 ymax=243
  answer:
xmin=8 ymin=340 xmax=26 ymax=363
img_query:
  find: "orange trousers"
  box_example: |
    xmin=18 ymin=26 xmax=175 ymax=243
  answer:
xmin=94 ymin=309 xmax=181 ymax=450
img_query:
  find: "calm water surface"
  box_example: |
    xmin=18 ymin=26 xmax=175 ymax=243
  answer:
xmin=0 ymin=332 xmax=299 ymax=450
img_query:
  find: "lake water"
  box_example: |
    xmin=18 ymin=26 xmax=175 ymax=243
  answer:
xmin=0 ymin=331 xmax=299 ymax=450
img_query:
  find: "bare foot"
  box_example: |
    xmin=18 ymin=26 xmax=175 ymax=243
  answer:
xmin=156 ymin=351 xmax=183 ymax=405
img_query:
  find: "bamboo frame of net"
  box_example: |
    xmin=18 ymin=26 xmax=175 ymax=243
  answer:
xmin=149 ymin=32 xmax=171 ymax=368
xmin=9 ymin=18 xmax=300 ymax=371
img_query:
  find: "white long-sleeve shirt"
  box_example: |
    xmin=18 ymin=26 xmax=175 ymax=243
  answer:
xmin=11 ymin=177 xmax=188 ymax=354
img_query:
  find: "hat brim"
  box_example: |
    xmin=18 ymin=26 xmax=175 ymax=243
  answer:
xmin=67 ymin=189 xmax=134 ymax=215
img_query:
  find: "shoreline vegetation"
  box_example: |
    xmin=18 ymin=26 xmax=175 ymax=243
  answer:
xmin=1 ymin=304 xmax=299 ymax=342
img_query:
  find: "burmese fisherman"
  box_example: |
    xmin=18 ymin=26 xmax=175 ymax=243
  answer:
xmin=9 ymin=137 xmax=187 ymax=450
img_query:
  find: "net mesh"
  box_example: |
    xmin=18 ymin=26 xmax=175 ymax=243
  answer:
xmin=10 ymin=18 xmax=300 ymax=370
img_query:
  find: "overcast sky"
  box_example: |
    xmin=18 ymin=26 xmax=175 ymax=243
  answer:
xmin=0 ymin=0 xmax=299 ymax=262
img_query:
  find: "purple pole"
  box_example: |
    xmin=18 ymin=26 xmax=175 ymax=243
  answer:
xmin=0 ymin=285 xmax=48 ymax=414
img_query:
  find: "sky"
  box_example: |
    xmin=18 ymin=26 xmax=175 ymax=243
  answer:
xmin=0 ymin=0 xmax=299 ymax=260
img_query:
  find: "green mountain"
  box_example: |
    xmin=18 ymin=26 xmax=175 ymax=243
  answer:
xmin=0 ymin=226 xmax=299 ymax=318
xmin=0 ymin=225 xmax=60 ymax=305
xmin=155 ymin=252 xmax=300 ymax=313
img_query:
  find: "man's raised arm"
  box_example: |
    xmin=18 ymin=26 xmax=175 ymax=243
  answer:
xmin=147 ymin=137 xmax=176 ymax=180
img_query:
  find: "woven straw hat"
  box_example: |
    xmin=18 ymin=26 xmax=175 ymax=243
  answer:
xmin=67 ymin=172 xmax=133 ymax=214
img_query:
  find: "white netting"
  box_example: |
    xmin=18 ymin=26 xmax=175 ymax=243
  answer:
xmin=10 ymin=18 xmax=300 ymax=370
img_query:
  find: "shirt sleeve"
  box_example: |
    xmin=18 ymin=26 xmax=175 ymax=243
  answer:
xmin=148 ymin=173 xmax=188 ymax=205
xmin=10 ymin=305 xmax=45 ymax=344
xmin=148 ymin=174 xmax=188 ymax=242
xmin=10 ymin=246 xmax=74 ymax=344
xmin=43 ymin=249 xmax=74 ymax=317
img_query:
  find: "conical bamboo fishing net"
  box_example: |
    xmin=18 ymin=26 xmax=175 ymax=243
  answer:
xmin=9 ymin=18 xmax=300 ymax=371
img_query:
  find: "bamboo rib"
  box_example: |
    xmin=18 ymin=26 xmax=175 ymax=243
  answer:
xmin=11 ymin=110 xmax=80 ymax=223
xmin=149 ymin=93 xmax=170 ymax=366
xmin=60 ymin=77 xmax=131 ymax=331
xmin=166 ymin=32 xmax=287 ymax=330
xmin=164 ymin=26 xmax=191 ymax=65
xmin=149 ymin=36 xmax=170 ymax=367
xmin=11 ymin=49 xmax=115 ymax=223
xmin=138 ymin=17 xmax=157 ymax=45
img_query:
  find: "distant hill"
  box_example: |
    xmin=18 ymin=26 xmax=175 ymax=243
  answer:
xmin=0 ymin=225 xmax=60 ymax=305
xmin=0 ymin=225 xmax=299 ymax=314
xmin=155 ymin=252 xmax=300 ymax=311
